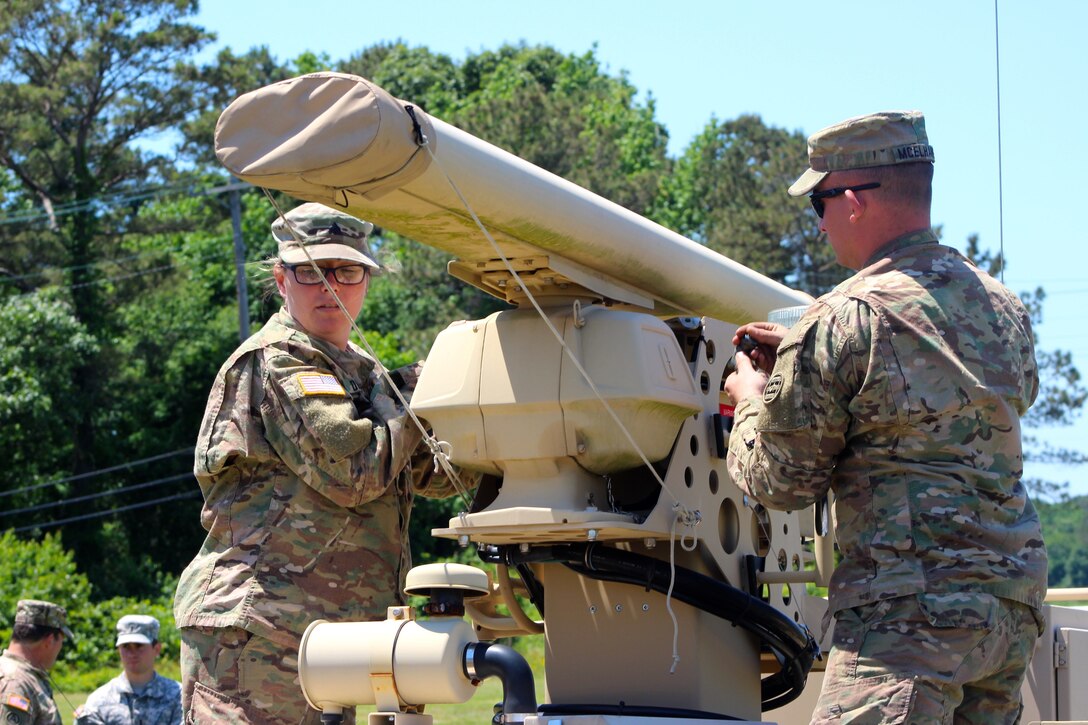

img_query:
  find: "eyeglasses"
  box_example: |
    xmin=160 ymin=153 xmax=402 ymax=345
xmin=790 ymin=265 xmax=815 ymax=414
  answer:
xmin=809 ymin=182 xmax=881 ymax=218
xmin=284 ymin=263 xmax=369 ymax=286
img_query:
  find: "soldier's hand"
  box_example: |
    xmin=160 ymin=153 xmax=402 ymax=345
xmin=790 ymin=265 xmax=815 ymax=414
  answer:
xmin=724 ymin=350 xmax=769 ymax=405
xmin=732 ymin=322 xmax=787 ymax=374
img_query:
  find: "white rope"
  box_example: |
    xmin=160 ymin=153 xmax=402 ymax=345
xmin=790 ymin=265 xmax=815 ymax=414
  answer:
xmin=415 ymin=137 xmax=709 ymax=676
xmin=666 ymin=505 xmax=683 ymax=674
xmin=419 ymin=141 xmax=699 ymax=517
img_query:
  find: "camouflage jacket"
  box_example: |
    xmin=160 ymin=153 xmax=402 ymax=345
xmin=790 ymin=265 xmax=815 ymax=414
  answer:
xmin=174 ymin=309 xmax=461 ymax=645
xmin=74 ymin=672 xmax=181 ymax=725
xmin=728 ymin=229 xmax=1047 ymax=616
xmin=0 ymin=651 xmax=59 ymax=725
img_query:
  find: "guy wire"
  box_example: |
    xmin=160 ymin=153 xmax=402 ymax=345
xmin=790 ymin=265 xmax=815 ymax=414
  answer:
xmin=261 ymin=189 xmax=475 ymax=511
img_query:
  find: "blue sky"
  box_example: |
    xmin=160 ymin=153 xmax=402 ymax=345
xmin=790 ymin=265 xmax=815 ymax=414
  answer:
xmin=194 ymin=0 xmax=1088 ymax=497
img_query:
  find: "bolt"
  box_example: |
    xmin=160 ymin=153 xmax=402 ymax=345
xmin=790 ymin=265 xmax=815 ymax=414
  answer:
xmin=615 ymin=604 xmax=624 ymax=613
xmin=587 ymin=529 xmax=598 ymax=541
xmin=643 ymin=538 xmax=656 ymax=549
xmin=458 ymin=535 xmax=470 ymax=548
xmin=519 ymin=543 xmax=530 ymax=553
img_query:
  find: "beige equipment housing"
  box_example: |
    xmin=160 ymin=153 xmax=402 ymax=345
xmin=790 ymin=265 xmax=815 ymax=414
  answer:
xmin=216 ymin=72 xmax=1088 ymax=725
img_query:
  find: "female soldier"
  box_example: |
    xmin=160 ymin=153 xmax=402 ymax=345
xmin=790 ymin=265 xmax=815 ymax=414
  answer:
xmin=175 ymin=203 xmax=461 ymax=724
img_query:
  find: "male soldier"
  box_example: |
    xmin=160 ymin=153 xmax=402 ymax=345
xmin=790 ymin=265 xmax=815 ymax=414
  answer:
xmin=74 ymin=615 xmax=181 ymax=725
xmin=0 ymin=600 xmax=72 ymax=725
xmin=725 ymin=111 xmax=1046 ymax=723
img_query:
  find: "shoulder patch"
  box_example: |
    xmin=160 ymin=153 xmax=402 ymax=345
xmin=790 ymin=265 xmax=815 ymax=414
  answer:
xmin=294 ymin=372 xmax=347 ymax=396
xmin=763 ymin=373 xmax=784 ymax=403
xmin=4 ymin=693 xmax=30 ymax=712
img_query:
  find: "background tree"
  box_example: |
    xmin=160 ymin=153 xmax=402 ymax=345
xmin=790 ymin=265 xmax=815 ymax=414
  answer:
xmin=0 ymin=0 xmax=215 ymax=594
xmin=652 ymin=115 xmax=838 ymax=296
xmin=0 ymin=10 xmax=1082 ymax=608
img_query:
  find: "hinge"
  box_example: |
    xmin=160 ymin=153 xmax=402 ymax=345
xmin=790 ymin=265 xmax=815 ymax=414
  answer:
xmin=1055 ymin=628 xmax=1070 ymax=669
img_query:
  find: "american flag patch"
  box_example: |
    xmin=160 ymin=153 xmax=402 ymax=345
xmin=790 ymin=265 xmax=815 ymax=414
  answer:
xmin=5 ymin=693 xmax=30 ymax=711
xmin=294 ymin=373 xmax=347 ymax=396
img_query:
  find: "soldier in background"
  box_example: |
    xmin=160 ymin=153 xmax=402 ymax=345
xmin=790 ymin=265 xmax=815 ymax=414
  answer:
xmin=174 ymin=203 xmax=467 ymax=725
xmin=0 ymin=599 xmax=72 ymax=725
xmin=74 ymin=615 xmax=181 ymax=725
xmin=725 ymin=111 xmax=1046 ymax=723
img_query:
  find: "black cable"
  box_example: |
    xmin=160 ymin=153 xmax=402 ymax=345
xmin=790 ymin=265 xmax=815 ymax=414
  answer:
xmin=11 ymin=490 xmax=202 ymax=533
xmin=487 ymin=543 xmax=818 ymax=711
xmin=0 ymin=448 xmax=193 ymax=499
xmin=0 ymin=472 xmax=193 ymax=518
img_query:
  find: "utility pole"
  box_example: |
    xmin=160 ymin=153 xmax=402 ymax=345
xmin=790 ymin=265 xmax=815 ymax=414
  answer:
xmin=207 ymin=180 xmax=254 ymax=342
xmin=229 ymin=186 xmax=250 ymax=341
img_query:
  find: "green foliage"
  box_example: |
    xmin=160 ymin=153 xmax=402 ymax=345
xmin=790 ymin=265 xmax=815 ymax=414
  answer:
xmin=653 ymin=115 xmax=843 ymax=296
xmin=1036 ymin=496 xmax=1088 ymax=588
xmin=0 ymin=532 xmax=93 ymax=636
xmin=0 ymin=531 xmax=179 ymax=680
xmin=0 ymin=3 xmax=1082 ymax=672
xmin=0 ymin=290 xmax=99 ymax=495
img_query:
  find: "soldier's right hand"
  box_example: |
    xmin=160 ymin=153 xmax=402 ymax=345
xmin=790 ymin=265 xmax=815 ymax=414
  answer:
xmin=732 ymin=322 xmax=787 ymax=374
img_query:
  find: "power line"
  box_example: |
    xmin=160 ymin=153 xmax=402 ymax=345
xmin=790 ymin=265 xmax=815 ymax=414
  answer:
xmin=0 ymin=181 xmax=254 ymax=229
xmin=11 ymin=489 xmax=202 ymax=533
xmin=5 ymin=254 xmax=246 ymax=298
xmin=0 ymin=447 xmax=192 ymax=499
xmin=0 ymin=245 xmax=231 ymax=285
xmin=0 ymin=471 xmax=193 ymax=518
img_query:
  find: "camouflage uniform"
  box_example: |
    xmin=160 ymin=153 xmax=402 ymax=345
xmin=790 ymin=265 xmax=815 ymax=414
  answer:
xmin=75 ymin=615 xmax=181 ymax=725
xmin=0 ymin=652 xmax=59 ymax=725
xmin=0 ymin=601 xmax=71 ymax=725
xmin=175 ymin=307 xmax=459 ymax=725
xmin=727 ymin=229 xmax=1047 ymax=723
xmin=74 ymin=672 xmax=182 ymax=725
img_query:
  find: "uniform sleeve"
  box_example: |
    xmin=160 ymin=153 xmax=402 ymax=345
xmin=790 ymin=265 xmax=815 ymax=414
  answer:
xmin=727 ymin=300 xmax=871 ymax=510
xmin=169 ymin=699 xmax=183 ymax=725
xmin=73 ymin=703 xmax=104 ymax=725
xmin=390 ymin=359 xmax=481 ymax=500
xmin=262 ymin=352 xmax=422 ymax=509
xmin=0 ymin=681 xmax=40 ymax=725
xmin=164 ymin=679 xmax=183 ymax=725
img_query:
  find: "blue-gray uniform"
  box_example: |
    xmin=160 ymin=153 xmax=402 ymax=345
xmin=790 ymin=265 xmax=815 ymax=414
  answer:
xmin=74 ymin=672 xmax=181 ymax=725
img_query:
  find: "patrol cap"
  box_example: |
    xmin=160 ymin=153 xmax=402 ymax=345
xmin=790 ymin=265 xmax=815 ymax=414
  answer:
xmin=14 ymin=599 xmax=74 ymax=639
xmin=789 ymin=110 xmax=935 ymax=196
xmin=272 ymin=202 xmax=380 ymax=270
xmin=115 ymin=614 xmax=159 ymax=646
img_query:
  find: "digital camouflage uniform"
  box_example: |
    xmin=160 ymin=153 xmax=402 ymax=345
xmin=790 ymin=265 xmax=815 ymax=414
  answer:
xmin=728 ymin=229 xmax=1047 ymax=724
xmin=0 ymin=601 xmax=71 ymax=725
xmin=75 ymin=615 xmax=181 ymax=725
xmin=175 ymin=308 xmax=460 ymax=725
xmin=74 ymin=672 xmax=181 ymax=725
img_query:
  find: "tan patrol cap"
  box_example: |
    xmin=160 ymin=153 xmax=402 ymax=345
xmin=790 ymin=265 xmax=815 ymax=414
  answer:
xmin=14 ymin=599 xmax=74 ymax=639
xmin=272 ymin=202 xmax=380 ymax=270
xmin=789 ymin=110 xmax=934 ymax=196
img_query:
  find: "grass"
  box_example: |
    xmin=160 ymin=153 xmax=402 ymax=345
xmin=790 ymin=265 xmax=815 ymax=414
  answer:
xmin=58 ymin=680 xmax=510 ymax=724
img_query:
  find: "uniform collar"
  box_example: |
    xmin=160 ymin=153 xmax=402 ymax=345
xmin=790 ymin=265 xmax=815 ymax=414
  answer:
xmin=862 ymin=228 xmax=939 ymax=267
xmin=1 ymin=649 xmax=48 ymax=679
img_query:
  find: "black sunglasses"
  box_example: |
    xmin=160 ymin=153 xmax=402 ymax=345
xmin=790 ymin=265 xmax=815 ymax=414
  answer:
xmin=809 ymin=182 xmax=881 ymax=218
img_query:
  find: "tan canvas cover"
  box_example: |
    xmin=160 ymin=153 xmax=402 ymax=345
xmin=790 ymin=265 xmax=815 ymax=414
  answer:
xmin=215 ymin=72 xmax=436 ymax=203
xmin=214 ymin=72 xmax=813 ymax=321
